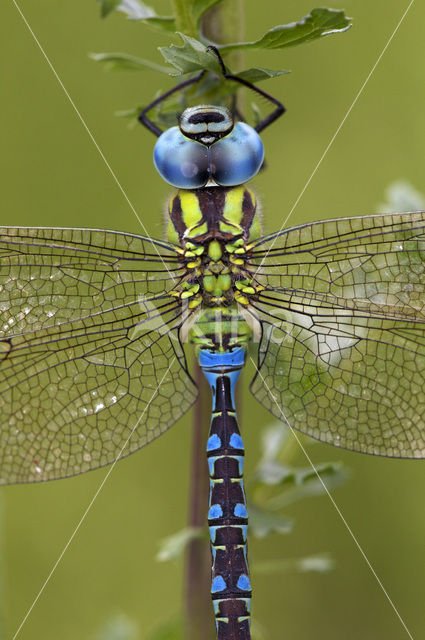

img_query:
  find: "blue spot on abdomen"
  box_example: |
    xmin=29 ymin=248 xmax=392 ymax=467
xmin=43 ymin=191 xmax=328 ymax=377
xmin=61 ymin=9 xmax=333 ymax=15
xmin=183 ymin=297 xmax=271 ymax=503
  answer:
xmin=212 ymin=575 xmax=227 ymax=593
xmin=237 ymin=574 xmax=251 ymax=591
xmin=229 ymin=433 xmax=244 ymax=450
xmin=207 ymin=434 xmax=221 ymax=451
xmin=234 ymin=503 xmax=248 ymax=518
xmin=208 ymin=504 xmax=223 ymax=519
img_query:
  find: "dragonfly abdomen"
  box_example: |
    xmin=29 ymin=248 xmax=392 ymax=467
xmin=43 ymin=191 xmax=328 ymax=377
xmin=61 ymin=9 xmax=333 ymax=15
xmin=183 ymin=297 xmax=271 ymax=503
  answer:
xmin=199 ymin=348 xmax=252 ymax=640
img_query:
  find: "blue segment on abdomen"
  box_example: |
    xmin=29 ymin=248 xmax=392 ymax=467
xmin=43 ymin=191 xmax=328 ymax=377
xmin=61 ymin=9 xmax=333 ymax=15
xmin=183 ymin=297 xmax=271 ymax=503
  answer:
xmin=198 ymin=347 xmax=246 ymax=369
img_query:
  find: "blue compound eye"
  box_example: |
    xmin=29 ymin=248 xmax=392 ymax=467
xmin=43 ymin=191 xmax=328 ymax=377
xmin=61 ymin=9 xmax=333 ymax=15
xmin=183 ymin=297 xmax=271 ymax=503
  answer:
xmin=153 ymin=127 xmax=209 ymax=188
xmin=209 ymin=122 xmax=264 ymax=187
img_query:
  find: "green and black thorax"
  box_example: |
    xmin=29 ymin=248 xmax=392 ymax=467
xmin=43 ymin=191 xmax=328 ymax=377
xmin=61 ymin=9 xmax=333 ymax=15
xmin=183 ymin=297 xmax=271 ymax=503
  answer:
xmin=167 ymin=184 xmax=263 ymax=309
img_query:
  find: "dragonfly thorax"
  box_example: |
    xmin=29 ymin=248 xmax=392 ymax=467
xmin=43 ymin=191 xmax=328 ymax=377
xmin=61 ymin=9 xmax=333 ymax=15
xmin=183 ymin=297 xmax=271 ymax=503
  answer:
xmin=168 ymin=185 xmax=261 ymax=244
xmin=168 ymin=185 xmax=263 ymax=308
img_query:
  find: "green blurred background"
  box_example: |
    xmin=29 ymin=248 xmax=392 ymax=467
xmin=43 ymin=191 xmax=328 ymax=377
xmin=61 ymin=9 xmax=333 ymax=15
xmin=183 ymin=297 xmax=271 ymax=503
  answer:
xmin=1 ymin=1 xmax=424 ymax=639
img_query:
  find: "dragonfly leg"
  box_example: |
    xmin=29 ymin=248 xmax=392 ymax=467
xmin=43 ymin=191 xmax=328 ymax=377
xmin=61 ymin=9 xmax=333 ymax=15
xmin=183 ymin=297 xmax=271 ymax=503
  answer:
xmin=199 ymin=348 xmax=252 ymax=640
xmin=207 ymin=45 xmax=286 ymax=133
xmin=138 ymin=70 xmax=207 ymax=137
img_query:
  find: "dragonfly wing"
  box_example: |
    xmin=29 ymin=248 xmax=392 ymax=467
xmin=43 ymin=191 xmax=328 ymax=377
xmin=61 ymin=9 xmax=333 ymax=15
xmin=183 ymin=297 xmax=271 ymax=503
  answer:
xmin=0 ymin=227 xmax=197 ymax=484
xmin=248 ymin=211 xmax=425 ymax=458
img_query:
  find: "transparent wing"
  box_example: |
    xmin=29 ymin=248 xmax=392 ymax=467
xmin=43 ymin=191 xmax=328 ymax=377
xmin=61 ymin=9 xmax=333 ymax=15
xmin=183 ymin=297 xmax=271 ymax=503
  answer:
xmin=247 ymin=211 xmax=425 ymax=458
xmin=0 ymin=227 xmax=197 ymax=484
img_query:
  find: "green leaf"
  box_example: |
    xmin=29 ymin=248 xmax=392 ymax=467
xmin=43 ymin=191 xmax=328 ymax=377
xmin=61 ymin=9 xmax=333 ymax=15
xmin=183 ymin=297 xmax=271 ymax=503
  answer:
xmin=264 ymin=462 xmax=347 ymax=510
xmin=219 ymin=8 xmax=351 ymax=53
xmin=160 ymin=35 xmax=290 ymax=78
xmin=255 ymin=460 xmax=296 ymax=486
xmin=159 ymin=33 xmax=222 ymax=75
xmin=119 ymin=1 xmax=176 ymax=33
xmin=253 ymin=553 xmax=335 ymax=575
xmin=101 ymin=0 xmax=176 ymax=32
xmin=248 ymin=504 xmax=293 ymax=538
xmin=237 ymin=67 xmax=289 ymax=83
xmin=117 ymin=0 xmax=156 ymax=19
xmin=141 ymin=16 xmax=176 ymax=33
xmin=156 ymin=526 xmax=205 ymax=562
xmin=98 ymin=0 xmax=121 ymax=18
xmin=90 ymin=52 xmax=172 ymax=74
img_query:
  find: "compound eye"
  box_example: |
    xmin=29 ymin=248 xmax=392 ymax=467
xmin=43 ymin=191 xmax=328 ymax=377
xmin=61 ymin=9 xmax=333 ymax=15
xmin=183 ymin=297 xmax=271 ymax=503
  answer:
xmin=153 ymin=127 xmax=209 ymax=188
xmin=209 ymin=122 xmax=264 ymax=187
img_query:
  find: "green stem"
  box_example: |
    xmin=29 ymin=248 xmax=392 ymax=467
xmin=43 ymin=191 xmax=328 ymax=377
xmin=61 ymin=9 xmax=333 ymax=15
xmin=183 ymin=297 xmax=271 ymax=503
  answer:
xmin=171 ymin=0 xmax=198 ymax=37
xmin=202 ymin=0 xmax=245 ymax=65
xmin=202 ymin=0 xmax=246 ymax=110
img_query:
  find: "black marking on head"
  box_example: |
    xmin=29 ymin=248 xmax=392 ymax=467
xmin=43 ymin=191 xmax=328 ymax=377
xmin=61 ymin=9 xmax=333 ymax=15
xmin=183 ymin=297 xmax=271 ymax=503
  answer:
xmin=180 ymin=105 xmax=234 ymax=145
xmin=188 ymin=111 xmax=226 ymax=125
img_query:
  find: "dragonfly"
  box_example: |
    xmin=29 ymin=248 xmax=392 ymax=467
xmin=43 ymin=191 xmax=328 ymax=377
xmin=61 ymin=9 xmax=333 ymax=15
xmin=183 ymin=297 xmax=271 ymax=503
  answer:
xmin=1 ymin=47 xmax=425 ymax=640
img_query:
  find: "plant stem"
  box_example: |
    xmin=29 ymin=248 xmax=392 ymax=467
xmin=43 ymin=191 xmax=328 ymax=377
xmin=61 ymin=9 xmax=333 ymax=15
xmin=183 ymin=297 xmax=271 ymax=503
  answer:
xmin=202 ymin=0 xmax=245 ymax=67
xmin=171 ymin=0 xmax=198 ymax=37
xmin=203 ymin=0 xmax=246 ymax=112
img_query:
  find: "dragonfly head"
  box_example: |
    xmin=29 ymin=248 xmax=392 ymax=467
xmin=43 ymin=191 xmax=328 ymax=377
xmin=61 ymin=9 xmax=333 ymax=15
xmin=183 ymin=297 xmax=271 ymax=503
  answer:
xmin=153 ymin=105 xmax=264 ymax=189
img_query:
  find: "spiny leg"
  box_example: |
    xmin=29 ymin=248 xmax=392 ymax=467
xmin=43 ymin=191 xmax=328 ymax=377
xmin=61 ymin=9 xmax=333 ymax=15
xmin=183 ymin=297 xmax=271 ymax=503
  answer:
xmin=207 ymin=45 xmax=286 ymax=133
xmin=138 ymin=70 xmax=207 ymax=137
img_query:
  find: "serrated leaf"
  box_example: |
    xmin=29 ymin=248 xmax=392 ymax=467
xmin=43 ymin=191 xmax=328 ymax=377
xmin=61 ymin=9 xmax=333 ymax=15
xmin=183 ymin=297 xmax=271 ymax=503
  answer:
xmin=156 ymin=526 xmax=205 ymax=562
xmin=249 ymin=504 xmax=293 ymax=538
xmin=90 ymin=52 xmax=172 ymax=74
xmin=160 ymin=33 xmax=222 ymax=75
xmin=98 ymin=0 xmax=121 ymax=18
xmin=253 ymin=553 xmax=335 ymax=575
xmin=219 ymin=8 xmax=351 ymax=53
